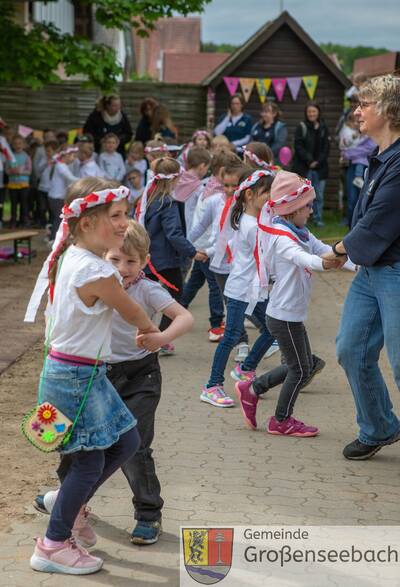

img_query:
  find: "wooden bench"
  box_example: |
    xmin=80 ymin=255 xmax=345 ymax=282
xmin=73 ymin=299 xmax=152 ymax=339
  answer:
xmin=0 ymin=230 xmax=38 ymax=264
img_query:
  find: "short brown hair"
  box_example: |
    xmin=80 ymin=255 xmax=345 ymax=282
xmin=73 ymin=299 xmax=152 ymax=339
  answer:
xmin=210 ymin=149 xmax=240 ymax=176
xmin=122 ymin=220 xmax=150 ymax=262
xmin=186 ymin=146 xmax=211 ymax=169
xmin=44 ymin=140 xmax=59 ymax=151
xmin=102 ymin=132 xmax=119 ymax=143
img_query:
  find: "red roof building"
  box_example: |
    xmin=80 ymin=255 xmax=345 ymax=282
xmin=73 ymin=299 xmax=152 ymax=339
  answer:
xmin=353 ymin=52 xmax=399 ymax=77
xmin=133 ymin=17 xmax=201 ymax=79
xmin=162 ymin=52 xmax=230 ymax=83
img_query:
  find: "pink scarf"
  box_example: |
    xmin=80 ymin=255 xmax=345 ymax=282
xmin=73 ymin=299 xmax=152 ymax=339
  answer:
xmin=173 ymin=169 xmax=201 ymax=202
xmin=202 ymin=175 xmax=224 ymax=200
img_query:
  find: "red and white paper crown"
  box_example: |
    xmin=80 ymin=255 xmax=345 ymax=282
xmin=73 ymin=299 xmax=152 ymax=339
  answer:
xmin=136 ymin=170 xmax=182 ymax=225
xmin=242 ymin=147 xmax=279 ymax=172
xmin=24 ymin=186 xmax=130 ymax=322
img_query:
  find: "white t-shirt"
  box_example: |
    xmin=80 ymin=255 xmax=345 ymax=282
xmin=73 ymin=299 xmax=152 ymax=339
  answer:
xmin=75 ymin=158 xmax=104 ymax=179
xmin=48 ymin=162 xmax=78 ymax=200
xmin=49 ymin=245 xmax=120 ymax=361
xmin=184 ymin=184 xmax=204 ymax=236
xmin=224 ymin=213 xmax=258 ymax=303
xmin=98 ymin=152 xmax=125 ymax=181
xmin=110 ymin=277 xmax=174 ymax=363
xmin=267 ymin=232 xmax=355 ymax=322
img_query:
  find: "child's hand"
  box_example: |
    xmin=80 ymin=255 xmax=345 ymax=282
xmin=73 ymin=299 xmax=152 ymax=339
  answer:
xmin=136 ymin=331 xmax=166 ymax=352
xmin=195 ymin=251 xmax=208 ymax=263
xmin=322 ymin=255 xmax=347 ymax=270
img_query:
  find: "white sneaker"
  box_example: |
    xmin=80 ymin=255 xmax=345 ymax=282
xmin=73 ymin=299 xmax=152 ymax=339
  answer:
xmin=352 ymin=176 xmax=364 ymax=189
xmin=244 ymin=318 xmax=256 ymax=329
xmin=234 ymin=343 xmax=249 ymax=362
xmin=43 ymin=489 xmax=59 ymax=513
xmin=264 ymin=341 xmax=279 ymax=359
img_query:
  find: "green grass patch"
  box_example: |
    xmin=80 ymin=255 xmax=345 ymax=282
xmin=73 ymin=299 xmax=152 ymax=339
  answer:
xmin=311 ymin=210 xmax=348 ymax=242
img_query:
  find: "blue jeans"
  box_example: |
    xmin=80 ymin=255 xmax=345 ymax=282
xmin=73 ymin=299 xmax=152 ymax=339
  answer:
xmin=336 ymin=265 xmax=400 ymax=445
xmin=307 ymin=170 xmax=326 ymax=224
xmin=181 ymin=260 xmax=224 ymax=329
xmin=345 ymin=164 xmax=365 ymax=227
xmin=207 ymin=297 xmax=275 ymax=387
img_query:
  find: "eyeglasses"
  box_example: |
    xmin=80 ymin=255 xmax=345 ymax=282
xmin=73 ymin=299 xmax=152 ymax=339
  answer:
xmin=352 ymin=100 xmax=377 ymax=111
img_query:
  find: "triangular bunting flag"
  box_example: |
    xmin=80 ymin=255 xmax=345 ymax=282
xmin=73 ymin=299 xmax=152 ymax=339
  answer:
xmin=223 ymin=76 xmax=240 ymax=96
xmin=18 ymin=125 xmax=34 ymax=138
xmin=303 ymin=75 xmax=318 ymax=100
xmin=240 ymin=78 xmax=255 ymax=102
xmin=263 ymin=78 xmax=272 ymax=95
xmin=256 ymin=79 xmax=267 ymax=103
xmin=287 ymin=77 xmax=302 ymax=101
xmin=271 ymin=78 xmax=287 ymax=102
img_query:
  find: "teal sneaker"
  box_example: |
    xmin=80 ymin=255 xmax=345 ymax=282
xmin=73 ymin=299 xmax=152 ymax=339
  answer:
xmin=130 ymin=520 xmax=162 ymax=545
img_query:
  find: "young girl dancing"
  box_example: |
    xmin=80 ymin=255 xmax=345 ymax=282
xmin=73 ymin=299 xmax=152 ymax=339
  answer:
xmin=200 ymin=169 xmax=276 ymax=408
xmin=137 ymin=157 xmax=205 ymax=353
xmin=34 ymin=220 xmax=194 ymax=546
xmin=25 ymin=177 xmax=158 ymax=575
xmin=236 ymin=171 xmax=355 ymax=436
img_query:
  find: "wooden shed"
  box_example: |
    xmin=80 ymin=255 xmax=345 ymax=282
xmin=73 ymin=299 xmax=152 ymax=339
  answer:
xmin=203 ymin=11 xmax=351 ymax=207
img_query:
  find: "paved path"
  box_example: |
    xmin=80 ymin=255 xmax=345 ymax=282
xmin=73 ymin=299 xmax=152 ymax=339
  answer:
xmin=1 ymin=270 xmax=400 ymax=586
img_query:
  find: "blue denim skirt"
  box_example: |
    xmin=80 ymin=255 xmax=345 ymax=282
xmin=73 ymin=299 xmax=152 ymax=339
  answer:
xmin=38 ymin=360 xmax=137 ymax=454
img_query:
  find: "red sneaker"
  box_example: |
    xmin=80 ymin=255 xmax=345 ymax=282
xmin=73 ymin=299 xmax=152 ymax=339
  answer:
xmin=235 ymin=380 xmax=258 ymax=430
xmin=208 ymin=326 xmax=224 ymax=342
xmin=267 ymin=416 xmax=319 ymax=437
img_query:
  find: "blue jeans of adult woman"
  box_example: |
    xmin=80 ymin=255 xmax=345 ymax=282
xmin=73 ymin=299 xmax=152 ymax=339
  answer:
xmin=336 ymin=265 xmax=400 ymax=446
xmin=306 ymin=170 xmax=326 ymax=226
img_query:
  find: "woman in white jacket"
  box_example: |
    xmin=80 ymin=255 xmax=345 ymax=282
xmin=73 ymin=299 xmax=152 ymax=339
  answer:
xmin=236 ymin=171 xmax=355 ymax=437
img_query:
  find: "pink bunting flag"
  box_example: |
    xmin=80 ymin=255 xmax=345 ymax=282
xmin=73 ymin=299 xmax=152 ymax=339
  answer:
xmin=240 ymin=78 xmax=255 ymax=102
xmin=223 ymin=76 xmax=240 ymax=96
xmin=18 ymin=125 xmax=34 ymax=138
xmin=272 ymin=78 xmax=287 ymax=102
xmin=287 ymin=77 xmax=302 ymax=101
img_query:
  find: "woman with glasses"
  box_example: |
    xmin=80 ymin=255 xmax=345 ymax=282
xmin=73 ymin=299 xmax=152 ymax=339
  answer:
xmin=323 ymin=75 xmax=400 ymax=460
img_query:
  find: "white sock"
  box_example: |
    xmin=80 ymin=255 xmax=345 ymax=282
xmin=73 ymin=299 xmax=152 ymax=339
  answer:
xmin=44 ymin=536 xmax=65 ymax=548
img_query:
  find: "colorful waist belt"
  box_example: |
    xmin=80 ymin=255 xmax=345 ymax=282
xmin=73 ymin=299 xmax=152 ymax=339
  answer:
xmin=48 ymin=350 xmax=104 ymax=367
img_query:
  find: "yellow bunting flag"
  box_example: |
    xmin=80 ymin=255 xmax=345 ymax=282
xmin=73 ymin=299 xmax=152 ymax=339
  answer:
xmin=240 ymin=78 xmax=255 ymax=102
xmin=303 ymin=75 xmax=319 ymax=100
xmin=67 ymin=128 xmax=79 ymax=145
xmin=263 ymin=78 xmax=272 ymax=94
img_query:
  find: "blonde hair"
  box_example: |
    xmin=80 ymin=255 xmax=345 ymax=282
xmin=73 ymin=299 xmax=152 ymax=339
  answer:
xmin=145 ymin=139 xmax=168 ymax=161
xmin=128 ymin=141 xmax=144 ymax=158
xmin=122 ymin=220 xmax=150 ymax=262
xmin=147 ymin=157 xmax=181 ymax=207
xmin=49 ymin=177 xmax=121 ymax=285
xmin=211 ymin=134 xmax=230 ymax=153
xmin=359 ymin=74 xmax=400 ymax=130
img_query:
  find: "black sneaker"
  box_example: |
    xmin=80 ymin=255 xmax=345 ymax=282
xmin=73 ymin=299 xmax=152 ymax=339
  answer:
xmin=33 ymin=494 xmax=48 ymax=514
xmin=343 ymin=439 xmax=382 ymax=460
xmin=302 ymin=356 xmax=326 ymax=390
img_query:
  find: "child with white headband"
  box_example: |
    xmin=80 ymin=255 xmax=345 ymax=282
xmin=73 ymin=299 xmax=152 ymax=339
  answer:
xmin=47 ymin=146 xmax=78 ymax=242
xmin=137 ymin=157 xmax=205 ymax=354
xmin=243 ymin=141 xmax=277 ymax=171
xmin=200 ymin=169 xmax=276 ymax=408
xmin=26 ymin=177 xmax=158 ymax=575
xmin=236 ymin=171 xmax=355 ymax=437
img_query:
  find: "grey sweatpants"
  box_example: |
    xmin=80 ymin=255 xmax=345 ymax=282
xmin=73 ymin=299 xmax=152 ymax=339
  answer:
xmin=253 ymin=315 xmax=314 ymax=421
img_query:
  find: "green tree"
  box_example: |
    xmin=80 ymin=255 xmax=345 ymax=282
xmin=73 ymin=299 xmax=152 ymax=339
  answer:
xmin=0 ymin=0 xmax=211 ymax=92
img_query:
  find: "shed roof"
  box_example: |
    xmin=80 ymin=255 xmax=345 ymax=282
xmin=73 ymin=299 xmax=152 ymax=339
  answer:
xmin=203 ymin=11 xmax=350 ymax=89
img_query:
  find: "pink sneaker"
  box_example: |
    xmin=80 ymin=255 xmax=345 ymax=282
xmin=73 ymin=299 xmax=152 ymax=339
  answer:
xmin=267 ymin=416 xmax=319 ymax=437
xmin=230 ymin=364 xmax=256 ymax=382
xmin=159 ymin=343 xmax=175 ymax=356
xmin=72 ymin=506 xmax=97 ymax=548
xmin=30 ymin=537 xmax=103 ymax=575
xmin=200 ymin=385 xmax=235 ymax=407
xmin=235 ymin=380 xmax=258 ymax=430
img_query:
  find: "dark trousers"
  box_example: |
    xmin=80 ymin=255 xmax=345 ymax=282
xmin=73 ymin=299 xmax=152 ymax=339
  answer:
xmin=147 ymin=267 xmax=182 ymax=331
xmin=9 ymin=187 xmax=29 ymax=226
xmin=253 ymin=316 xmax=314 ymax=421
xmin=37 ymin=189 xmax=50 ymax=226
xmin=48 ymin=427 xmax=140 ymax=541
xmin=181 ymin=260 xmax=224 ymax=329
xmin=57 ymin=354 xmax=163 ymax=523
xmin=0 ymin=187 xmax=6 ymax=222
xmin=48 ymin=197 xmax=64 ymax=240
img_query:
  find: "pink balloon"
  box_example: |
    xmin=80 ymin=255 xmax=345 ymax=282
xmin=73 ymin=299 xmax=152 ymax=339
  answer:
xmin=279 ymin=146 xmax=292 ymax=166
